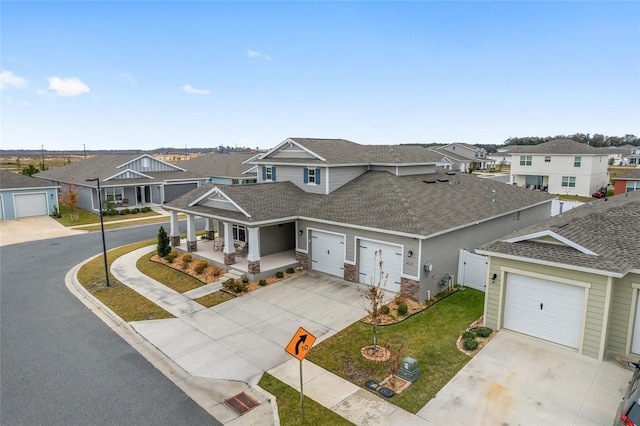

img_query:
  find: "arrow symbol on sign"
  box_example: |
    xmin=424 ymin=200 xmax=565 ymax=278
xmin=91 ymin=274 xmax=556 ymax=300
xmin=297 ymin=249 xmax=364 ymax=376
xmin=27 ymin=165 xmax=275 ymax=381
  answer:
xmin=295 ymin=334 xmax=307 ymax=355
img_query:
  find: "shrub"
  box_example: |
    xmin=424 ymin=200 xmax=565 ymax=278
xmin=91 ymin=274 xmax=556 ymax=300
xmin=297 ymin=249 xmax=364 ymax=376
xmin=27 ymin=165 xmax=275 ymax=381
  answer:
xmin=141 ymin=206 xmax=152 ymax=213
xmin=380 ymin=305 xmax=390 ymax=315
xmin=259 ymin=279 xmax=267 ymax=286
xmin=164 ymin=250 xmax=177 ymax=263
xmin=194 ymin=260 xmax=208 ymax=274
xmin=182 ymin=254 xmax=193 ymax=263
xmin=51 ymin=206 xmax=62 ymax=218
xmin=223 ymin=278 xmax=246 ymax=294
xmin=462 ymin=330 xmax=476 ymax=340
xmin=397 ymin=302 xmax=408 ymax=316
xmin=130 ymin=208 xmax=139 ymax=214
xmin=119 ymin=209 xmax=128 ymax=215
xmin=276 ymin=271 xmax=284 ymax=279
xmin=157 ymin=226 xmax=171 ymax=257
xmin=474 ymin=327 xmax=492 ymax=338
xmin=286 ymin=267 xmax=295 ymax=274
xmin=180 ymin=261 xmax=188 ymax=270
xmin=241 ymin=275 xmax=249 ymax=284
xmin=462 ymin=337 xmax=478 ymax=351
xmin=212 ymin=268 xmax=222 ymax=277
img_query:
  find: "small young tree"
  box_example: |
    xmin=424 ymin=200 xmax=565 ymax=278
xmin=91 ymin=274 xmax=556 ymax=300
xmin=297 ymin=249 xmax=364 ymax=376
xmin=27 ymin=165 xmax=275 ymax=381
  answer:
xmin=362 ymin=249 xmax=388 ymax=355
xmin=59 ymin=181 xmax=80 ymax=222
xmin=20 ymin=164 xmax=40 ymax=176
xmin=388 ymin=342 xmax=406 ymax=387
xmin=157 ymin=226 xmax=171 ymax=257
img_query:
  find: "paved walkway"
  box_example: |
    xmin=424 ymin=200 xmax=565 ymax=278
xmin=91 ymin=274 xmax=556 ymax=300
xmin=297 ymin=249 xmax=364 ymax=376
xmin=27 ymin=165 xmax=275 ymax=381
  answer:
xmin=73 ymin=245 xmax=421 ymax=425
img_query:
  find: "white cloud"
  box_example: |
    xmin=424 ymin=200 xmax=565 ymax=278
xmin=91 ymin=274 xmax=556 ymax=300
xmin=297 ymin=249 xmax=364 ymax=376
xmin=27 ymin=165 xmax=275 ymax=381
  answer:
xmin=116 ymin=72 xmax=137 ymax=85
xmin=182 ymin=84 xmax=210 ymax=95
xmin=48 ymin=76 xmax=90 ymax=96
xmin=0 ymin=71 xmax=28 ymax=90
xmin=247 ymin=50 xmax=272 ymax=61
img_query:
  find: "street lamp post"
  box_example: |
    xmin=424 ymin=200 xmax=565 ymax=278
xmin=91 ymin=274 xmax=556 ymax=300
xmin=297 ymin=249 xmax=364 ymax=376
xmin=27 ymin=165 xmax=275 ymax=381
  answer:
xmin=86 ymin=177 xmax=110 ymax=287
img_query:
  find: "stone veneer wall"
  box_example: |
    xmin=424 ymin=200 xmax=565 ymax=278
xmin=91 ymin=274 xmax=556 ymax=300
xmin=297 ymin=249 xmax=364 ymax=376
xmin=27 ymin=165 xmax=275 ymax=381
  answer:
xmin=224 ymin=252 xmax=235 ymax=265
xmin=186 ymin=241 xmax=197 ymax=252
xmin=205 ymin=230 xmax=215 ymax=240
xmin=296 ymin=251 xmax=308 ymax=270
xmin=248 ymin=260 xmax=260 ymax=274
xmin=171 ymin=236 xmax=181 ymax=247
xmin=401 ymin=278 xmax=420 ymax=302
xmin=343 ymin=263 xmax=357 ymax=282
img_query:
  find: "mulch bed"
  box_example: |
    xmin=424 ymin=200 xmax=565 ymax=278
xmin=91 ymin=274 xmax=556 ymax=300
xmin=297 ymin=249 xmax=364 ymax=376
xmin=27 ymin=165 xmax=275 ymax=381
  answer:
xmin=456 ymin=316 xmax=497 ymax=357
xmin=151 ymin=253 xmax=226 ymax=284
xmin=361 ymin=288 xmax=458 ymax=326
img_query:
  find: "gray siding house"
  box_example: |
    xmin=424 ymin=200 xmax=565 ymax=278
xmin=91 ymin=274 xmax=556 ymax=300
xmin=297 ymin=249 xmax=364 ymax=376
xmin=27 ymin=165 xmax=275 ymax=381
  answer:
xmin=0 ymin=170 xmax=60 ymax=220
xmin=177 ymin=152 xmax=259 ymax=185
xmin=165 ymin=138 xmax=554 ymax=301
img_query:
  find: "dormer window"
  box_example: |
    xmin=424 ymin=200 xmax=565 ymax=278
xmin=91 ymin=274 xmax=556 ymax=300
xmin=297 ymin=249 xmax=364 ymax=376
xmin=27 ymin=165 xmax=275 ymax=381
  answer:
xmin=303 ymin=167 xmax=321 ymax=185
xmin=263 ymin=166 xmax=276 ymax=181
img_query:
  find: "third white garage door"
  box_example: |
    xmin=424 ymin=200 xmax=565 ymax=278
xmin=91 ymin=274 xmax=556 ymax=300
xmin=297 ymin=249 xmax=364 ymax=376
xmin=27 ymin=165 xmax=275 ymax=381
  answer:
xmin=503 ymin=274 xmax=585 ymax=349
xmin=310 ymin=231 xmax=345 ymax=277
xmin=359 ymin=241 xmax=402 ymax=293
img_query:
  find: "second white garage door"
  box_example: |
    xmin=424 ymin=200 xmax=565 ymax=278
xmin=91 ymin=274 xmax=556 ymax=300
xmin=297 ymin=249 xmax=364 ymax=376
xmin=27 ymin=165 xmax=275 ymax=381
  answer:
xmin=14 ymin=193 xmax=48 ymax=218
xmin=359 ymin=241 xmax=403 ymax=293
xmin=310 ymin=231 xmax=345 ymax=277
xmin=504 ymin=274 xmax=585 ymax=349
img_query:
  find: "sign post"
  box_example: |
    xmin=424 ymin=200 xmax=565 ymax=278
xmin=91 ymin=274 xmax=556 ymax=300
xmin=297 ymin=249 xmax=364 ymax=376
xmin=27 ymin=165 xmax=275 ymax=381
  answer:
xmin=285 ymin=327 xmax=317 ymax=419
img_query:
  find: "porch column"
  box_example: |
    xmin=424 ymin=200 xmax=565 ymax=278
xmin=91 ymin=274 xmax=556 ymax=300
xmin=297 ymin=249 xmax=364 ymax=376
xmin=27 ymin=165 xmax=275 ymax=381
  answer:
xmin=222 ymin=222 xmax=235 ymax=265
xmin=205 ymin=218 xmax=215 ymax=240
xmin=139 ymin=186 xmax=146 ymax=206
xmin=186 ymin=214 xmax=197 ymax=252
xmin=213 ymin=219 xmax=221 ymax=238
xmin=170 ymin=210 xmax=180 ymax=247
xmin=247 ymin=227 xmax=260 ymax=274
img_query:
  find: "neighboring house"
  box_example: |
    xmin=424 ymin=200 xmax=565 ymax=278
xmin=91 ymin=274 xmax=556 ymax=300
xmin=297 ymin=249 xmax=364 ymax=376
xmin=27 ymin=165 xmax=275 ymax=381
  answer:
xmin=165 ymin=137 xmax=553 ymax=301
xmin=630 ymin=146 xmax=640 ymax=167
xmin=613 ymin=169 xmax=640 ymax=195
xmin=0 ymin=170 xmax=59 ymax=220
xmin=35 ymin=154 xmax=207 ymax=213
xmin=509 ymin=139 xmax=609 ymax=196
xmin=177 ymin=153 xmax=258 ymax=185
xmin=478 ymin=190 xmax=640 ymax=361
xmin=430 ymin=143 xmax=495 ymax=172
xmin=487 ymin=148 xmax=512 ymax=166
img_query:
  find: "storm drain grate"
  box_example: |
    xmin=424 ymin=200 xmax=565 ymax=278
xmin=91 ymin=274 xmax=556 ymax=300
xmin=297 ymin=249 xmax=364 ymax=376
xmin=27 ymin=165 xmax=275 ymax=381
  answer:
xmin=224 ymin=392 xmax=259 ymax=415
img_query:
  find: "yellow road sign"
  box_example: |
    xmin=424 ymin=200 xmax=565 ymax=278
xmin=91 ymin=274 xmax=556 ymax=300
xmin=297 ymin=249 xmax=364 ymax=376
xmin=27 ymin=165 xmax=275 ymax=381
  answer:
xmin=285 ymin=327 xmax=316 ymax=361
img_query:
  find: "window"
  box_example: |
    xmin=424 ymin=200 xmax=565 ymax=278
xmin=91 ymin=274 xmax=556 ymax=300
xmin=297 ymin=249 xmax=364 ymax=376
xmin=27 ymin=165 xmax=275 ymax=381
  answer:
xmin=544 ymin=156 xmax=551 ymax=163
xmin=520 ymin=155 xmax=532 ymax=166
xmin=308 ymin=168 xmax=316 ymax=183
xmin=104 ymin=187 xmax=124 ymax=203
xmin=263 ymin=166 xmax=276 ymax=181
xmin=303 ymin=167 xmax=321 ymax=185
xmin=561 ymin=176 xmax=576 ymax=188
xmin=574 ymin=156 xmax=581 ymax=167
xmin=627 ymin=181 xmax=640 ymax=193
xmin=265 ymin=167 xmax=272 ymax=180
xmin=232 ymin=224 xmax=246 ymax=242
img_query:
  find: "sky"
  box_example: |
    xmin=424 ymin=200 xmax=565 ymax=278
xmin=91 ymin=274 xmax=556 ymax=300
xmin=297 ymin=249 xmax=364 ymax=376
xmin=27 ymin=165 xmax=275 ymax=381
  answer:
xmin=1 ymin=1 xmax=639 ymax=151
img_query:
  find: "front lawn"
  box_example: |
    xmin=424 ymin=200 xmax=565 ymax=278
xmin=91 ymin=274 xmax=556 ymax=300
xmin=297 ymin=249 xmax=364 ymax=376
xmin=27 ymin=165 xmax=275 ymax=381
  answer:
xmin=55 ymin=205 xmax=158 ymax=227
xmin=136 ymin=252 xmax=206 ymax=293
xmin=306 ymin=288 xmax=484 ymax=413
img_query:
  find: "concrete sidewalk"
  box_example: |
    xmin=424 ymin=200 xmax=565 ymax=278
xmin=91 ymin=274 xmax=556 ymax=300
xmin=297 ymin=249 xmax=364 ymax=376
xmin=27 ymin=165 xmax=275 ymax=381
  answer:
xmin=73 ymin=245 xmax=422 ymax=425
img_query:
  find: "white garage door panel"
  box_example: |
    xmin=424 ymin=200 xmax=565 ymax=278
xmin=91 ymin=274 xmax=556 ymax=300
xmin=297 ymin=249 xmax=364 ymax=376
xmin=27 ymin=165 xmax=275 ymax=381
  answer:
xmin=311 ymin=231 xmax=344 ymax=277
xmin=504 ymin=274 xmax=584 ymax=349
xmin=631 ymin=301 xmax=640 ymax=355
xmin=359 ymin=241 xmax=402 ymax=293
xmin=15 ymin=193 xmax=48 ymax=218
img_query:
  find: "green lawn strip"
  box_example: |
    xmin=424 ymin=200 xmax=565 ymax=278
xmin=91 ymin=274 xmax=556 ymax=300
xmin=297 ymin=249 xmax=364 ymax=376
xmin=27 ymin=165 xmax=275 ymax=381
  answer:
xmin=76 ymin=239 xmax=174 ymax=322
xmin=194 ymin=291 xmax=235 ymax=308
xmin=258 ymin=373 xmax=354 ymax=426
xmin=56 ymin=205 xmax=159 ymax=227
xmin=306 ymin=289 xmax=485 ymax=414
xmin=136 ymin=252 xmax=204 ymax=293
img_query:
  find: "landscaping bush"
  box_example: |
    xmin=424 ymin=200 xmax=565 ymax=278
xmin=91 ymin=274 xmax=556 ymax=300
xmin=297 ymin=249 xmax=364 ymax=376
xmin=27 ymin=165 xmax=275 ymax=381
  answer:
xmin=181 ymin=261 xmax=188 ymax=270
xmin=276 ymin=271 xmax=284 ymax=279
xmin=182 ymin=254 xmax=193 ymax=263
xmin=462 ymin=337 xmax=478 ymax=351
xmin=119 ymin=209 xmax=129 ymax=215
xmin=164 ymin=250 xmax=177 ymax=263
xmin=51 ymin=206 xmax=62 ymax=218
xmin=474 ymin=327 xmax=492 ymax=338
xmin=194 ymin=260 xmax=208 ymax=274
xmin=397 ymin=302 xmax=408 ymax=316
xmin=380 ymin=305 xmax=390 ymax=315
xmin=259 ymin=279 xmax=267 ymax=286
xmin=241 ymin=275 xmax=249 ymax=284
xmin=157 ymin=226 xmax=171 ymax=257
xmin=130 ymin=208 xmax=139 ymax=214
xmin=223 ymin=278 xmax=246 ymax=294
xmin=104 ymin=201 xmax=118 ymax=216
xmin=462 ymin=330 xmax=476 ymax=340
xmin=286 ymin=267 xmax=295 ymax=274
xmin=212 ymin=268 xmax=223 ymax=277
xmin=141 ymin=206 xmax=152 ymax=213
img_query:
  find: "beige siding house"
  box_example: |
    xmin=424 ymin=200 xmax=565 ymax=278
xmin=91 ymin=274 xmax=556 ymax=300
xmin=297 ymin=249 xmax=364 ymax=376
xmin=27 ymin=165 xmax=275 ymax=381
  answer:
xmin=478 ymin=190 xmax=640 ymax=360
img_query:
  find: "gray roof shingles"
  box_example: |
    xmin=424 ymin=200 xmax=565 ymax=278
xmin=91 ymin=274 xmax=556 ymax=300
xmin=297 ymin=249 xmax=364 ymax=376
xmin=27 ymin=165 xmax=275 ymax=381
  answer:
xmin=507 ymin=139 xmax=608 ymax=155
xmin=177 ymin=153 xmax=257 ymax=178
xmin=0 ymin=170 xmax=59 ymax=190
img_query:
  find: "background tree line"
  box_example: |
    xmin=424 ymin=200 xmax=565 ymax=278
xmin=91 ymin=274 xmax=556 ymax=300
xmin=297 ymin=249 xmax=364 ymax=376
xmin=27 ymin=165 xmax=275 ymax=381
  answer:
xmin=503 ymin=133 xmax=638 ymax=147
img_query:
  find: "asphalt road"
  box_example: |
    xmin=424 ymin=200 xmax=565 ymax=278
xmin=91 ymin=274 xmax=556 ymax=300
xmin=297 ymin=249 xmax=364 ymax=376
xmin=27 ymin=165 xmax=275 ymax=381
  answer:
xmin=1 ymin=221 xmax=220 ymax=425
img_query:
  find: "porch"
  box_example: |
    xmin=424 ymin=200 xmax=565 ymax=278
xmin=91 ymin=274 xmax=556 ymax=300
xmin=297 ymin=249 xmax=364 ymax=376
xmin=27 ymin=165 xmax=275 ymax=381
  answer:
xmin=172 ymin=236 xmax=299 ymax=281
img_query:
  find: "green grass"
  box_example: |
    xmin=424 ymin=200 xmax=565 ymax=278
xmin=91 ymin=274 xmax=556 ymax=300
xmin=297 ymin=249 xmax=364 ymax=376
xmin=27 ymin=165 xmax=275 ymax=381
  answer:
xmin=55 ymin=205 xmax=158 ymax=227
xmin=76 ymin=239 xmax=173 ymax=322
xmin=556 ymin=194 xmax=596 ymax=202
xmin=194 ymin=290 xmax=235 ymax=307
xmin=306 ymin=288 xmax=485 ymax=414
xmin=136 ymin=252 xmax=205 ymax=293
xmin=258 ymin=373 xmax=354 ymax=426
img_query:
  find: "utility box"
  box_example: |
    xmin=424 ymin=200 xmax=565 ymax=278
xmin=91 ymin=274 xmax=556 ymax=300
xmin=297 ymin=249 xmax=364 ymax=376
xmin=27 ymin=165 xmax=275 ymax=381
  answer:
xmin=397 ymin=357 xmax=420 ymax=382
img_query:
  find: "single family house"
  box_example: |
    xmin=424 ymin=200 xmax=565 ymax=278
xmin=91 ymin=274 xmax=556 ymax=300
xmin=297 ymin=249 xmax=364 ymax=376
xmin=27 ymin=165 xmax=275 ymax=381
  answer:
xmin=613 ymin=169 xmax=640 ymax=195
xmin=177 ymin=152 xmax=259 ymax=185
xmin=430 ymin=143 xmax=495 ymax=172
xmin=0 ymin=170 xmax=60 ymax=220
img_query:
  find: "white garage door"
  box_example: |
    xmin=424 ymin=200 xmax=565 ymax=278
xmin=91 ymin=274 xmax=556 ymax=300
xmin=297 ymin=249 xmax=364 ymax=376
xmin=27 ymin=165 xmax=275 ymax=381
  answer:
xmin=310 ymin=231 xmax=344 ymax=277
xmin=631 ymin=300 xmax=640 ymax=355
xmin=504 ymin=274 xmax=584 ymax=349
xmin=15 ymin=193 xmax=48 ymax=218
xmin=359 ymin=241 xmax=403 ymax=293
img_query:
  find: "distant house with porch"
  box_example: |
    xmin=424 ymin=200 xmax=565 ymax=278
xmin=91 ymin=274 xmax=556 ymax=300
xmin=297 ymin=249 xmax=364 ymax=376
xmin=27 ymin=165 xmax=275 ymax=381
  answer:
xmin=35 ymin=154 xmax=207 ymax=212
xmin=430 ymin=143 xmax=495 ymax=172
xmin=164 ymin=138 xmax=553 ymax=301
xmin=177 ymin=153 xmax=259 ymax=185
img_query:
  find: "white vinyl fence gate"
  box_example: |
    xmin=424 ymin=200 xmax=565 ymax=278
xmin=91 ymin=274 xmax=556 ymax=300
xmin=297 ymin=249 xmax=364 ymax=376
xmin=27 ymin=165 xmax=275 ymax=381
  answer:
xmin=457 ymin=249 xmax=488 ymax=291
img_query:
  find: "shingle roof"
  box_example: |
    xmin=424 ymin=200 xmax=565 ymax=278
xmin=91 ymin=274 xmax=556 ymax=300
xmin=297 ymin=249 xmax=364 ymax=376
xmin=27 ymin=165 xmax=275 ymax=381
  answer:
xmin=0 ymin=170 xmax=59 ymax=190
xmin=176 ymin=153 xmax=257 ymax=178
xmin=613 ymin=169 xmax=640 ymax=181
xmin=479 ymin=190 xmax=640 ymax=275
xmin=167 ymin=168 xmax=554 ymax=237
xmin=507 ymin=139 xmax=608 ymax=155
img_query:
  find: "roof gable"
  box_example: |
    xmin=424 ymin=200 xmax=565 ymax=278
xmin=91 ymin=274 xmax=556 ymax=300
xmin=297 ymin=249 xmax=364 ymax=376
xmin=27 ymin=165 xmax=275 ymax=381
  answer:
xmin=503 ymin=230 xmax=598 ymax=255
xmin=104 ymin=169 xmax=153 ymax=181
xmin=263 ymin=138 xmax=326 ymax=161
xmin=117 ymin=154 xmax=185 ymax=172
xmin=189 ymin=187 xmax=251 ymax=217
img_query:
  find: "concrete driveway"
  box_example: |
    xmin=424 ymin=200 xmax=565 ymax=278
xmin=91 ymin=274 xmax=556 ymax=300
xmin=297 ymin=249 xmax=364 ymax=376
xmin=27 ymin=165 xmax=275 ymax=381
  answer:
xmin=0 ymin=216 xmax=85 ymax=246
xmin=417 ymin=330 xmax=632 ymax=425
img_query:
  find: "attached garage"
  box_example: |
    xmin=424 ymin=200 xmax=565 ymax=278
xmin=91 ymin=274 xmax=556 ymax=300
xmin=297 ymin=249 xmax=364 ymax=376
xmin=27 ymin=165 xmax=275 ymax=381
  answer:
xmin=310 ymin=230 xmax=345 ymax=277
xmin=631 ymin=301 xmax=640 ymax=355
xmin=359 ymin=240 xmax=403 ymax=293
xmin=503 ymin=274 xmax=585 ymax=349
xmin=164 ymin=182 xmax=198 ymax=202
xmin=14 ymin=193 xmax=48 ymax=218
